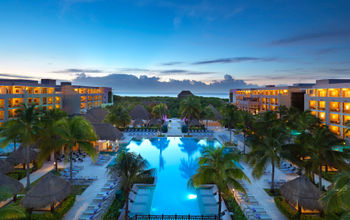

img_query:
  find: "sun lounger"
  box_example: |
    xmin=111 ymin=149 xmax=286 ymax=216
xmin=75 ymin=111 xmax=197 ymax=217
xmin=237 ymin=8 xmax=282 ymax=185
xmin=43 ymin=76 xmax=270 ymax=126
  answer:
xmin=83 ymin=207 xmax=102 ymax=216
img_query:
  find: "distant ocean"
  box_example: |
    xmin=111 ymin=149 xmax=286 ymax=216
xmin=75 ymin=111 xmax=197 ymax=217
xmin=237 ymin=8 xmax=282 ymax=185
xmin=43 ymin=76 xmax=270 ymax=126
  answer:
xmin=115 ymin=92 xmax=229 ymax=99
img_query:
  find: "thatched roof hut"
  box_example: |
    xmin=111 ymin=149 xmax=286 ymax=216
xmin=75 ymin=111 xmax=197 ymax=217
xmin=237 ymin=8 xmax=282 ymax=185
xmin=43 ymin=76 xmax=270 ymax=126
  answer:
xmin=84 ymin=108 xmax=108 ymax=124
xmin=6 ymin=146 xmax=38 ymax=165
xmin=0 ymin=173 xmax=24 ymax=195
xmin=148 ymin=118 xmax=162 ymax=127
xmin=129 ymin=104 xmax=151 ymax=120
xmin=21 ymin=172 xmax=72 ymax=210
xmin=92 ymin=123 xmax=123 ymax=140
xmin=188 ymin=119 xmax=201 ymax=127
xmin=133 ymin=119 xmax=144 ymax=127
xmin=280 ymin=175 xmax=322 ymax=212
xmin=177 ymin=90 xmax=193 ymax=99
xmin=208 ymin=104 xmax=222 ymax=121
xmin=0 ymin=159 xmax=13 ymax=174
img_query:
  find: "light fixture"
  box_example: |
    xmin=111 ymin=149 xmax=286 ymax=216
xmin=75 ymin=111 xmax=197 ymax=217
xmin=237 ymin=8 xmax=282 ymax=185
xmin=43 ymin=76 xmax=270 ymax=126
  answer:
xmin=187 ymin=194 xmax=197 ymax=200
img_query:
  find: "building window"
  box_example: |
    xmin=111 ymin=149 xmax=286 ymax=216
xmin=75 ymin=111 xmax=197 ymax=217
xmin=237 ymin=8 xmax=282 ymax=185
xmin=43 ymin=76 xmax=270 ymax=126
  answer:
xmin=330 ymin=114 xmax=340 ymax=124
xmin=329 ymin=125 xmax=340 ymax=136
xmin=309 ymin=100 xmax=316 ymax=109
xmin=55 ymin=97 xmax=61 ymax=103
xmin=343 ymin=115 xmax=350 ymax=125
xmin=318 ymin=101 xmax=326 ymax=110
xmin=317 ymin=89 xmax=327 ymax=97
xmin=310 ymin=111 xmax=316 ymax=116
xmin=328 ymin=89 xmax=340 ymax=97
xmin=0 ymin=99 xmax=4 ymax=108
xmin=319 ymin=112 xmax=326 ymax=122
xmin=330 ymin=102 xmax=340 ymax=112
xmin=344 ymin=103 xmax=350 ymax=113
xmin=342 ymin=88 xmax=350 ymax=98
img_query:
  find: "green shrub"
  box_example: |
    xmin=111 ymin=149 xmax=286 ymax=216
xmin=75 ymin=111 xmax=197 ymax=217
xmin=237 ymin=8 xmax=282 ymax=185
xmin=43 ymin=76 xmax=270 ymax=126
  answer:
xmin=223 ymin=194 xmax=246 ymax=220
xmin=103 ymin=194 xmax=125 ymax=220
xmin=274 ymin=196 xmax=323 ymax=220
xmin=161 ymin=124 xmax=168 ymax=133
xmin=181 ymin=125 xmax=188 ymax=133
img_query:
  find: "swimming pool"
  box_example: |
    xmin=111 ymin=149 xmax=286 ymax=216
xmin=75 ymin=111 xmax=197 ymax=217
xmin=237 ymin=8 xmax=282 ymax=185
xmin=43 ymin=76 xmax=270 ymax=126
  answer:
xmin=126 ymin=137 xmax=221 ymax=215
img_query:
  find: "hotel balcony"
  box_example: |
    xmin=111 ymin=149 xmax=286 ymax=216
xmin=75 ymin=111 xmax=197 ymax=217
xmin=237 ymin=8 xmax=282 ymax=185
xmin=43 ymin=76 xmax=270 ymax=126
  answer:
xmin=330 ymin=125 xmax=341 ymax=136
xmin=328 ymin=89 xmax=340 ymax=97
xmin=344 ymin=103 xmax=350 ymax=114
xmin=342 ymin=88 xmax=350 ymax=98
xmin=330 ymin=120 xmax=340 ymax=125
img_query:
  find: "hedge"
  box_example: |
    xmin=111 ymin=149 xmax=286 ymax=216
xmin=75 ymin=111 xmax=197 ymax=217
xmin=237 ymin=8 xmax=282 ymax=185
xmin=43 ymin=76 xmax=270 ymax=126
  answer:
xmin=30 ymin=195 xmax=76 ymax=220
xmin=274 ymin=196 xmax=323 ymax=220
xmin=223 ymin=194 xmax=247 ymax=220
xmin=103 ymin=193 xmax=125 ymax=220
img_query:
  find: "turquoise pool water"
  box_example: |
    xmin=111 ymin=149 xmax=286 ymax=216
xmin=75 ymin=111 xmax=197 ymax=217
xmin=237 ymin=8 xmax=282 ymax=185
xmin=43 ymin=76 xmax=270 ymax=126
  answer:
xmin=126 ymin=137 xmax=221 ymax=215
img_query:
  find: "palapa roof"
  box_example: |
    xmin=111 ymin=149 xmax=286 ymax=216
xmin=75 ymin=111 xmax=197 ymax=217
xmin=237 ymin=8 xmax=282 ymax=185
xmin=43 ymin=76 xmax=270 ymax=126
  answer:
xmin=0 ymin=173 xmax=24 ymax=194
xmin=148 ymin=118 xmax=162 ymax=126
xmin=208 ymin=104 xmax=222 ymax=120
xmin=133 ymin=119 xmax=144 ymax=127
xmin=129 ymin=104 xmax=151 ymax=120
xmin=280 ymin=175 xmax=322 ymax=211
xmin=177 ymin=90 xmax=193 ymax=99
xmin=0 ymin=159 xmax=13 ymax=174
xmin=188 ymin=118 xmax=201 ymax=127
xmin=21 ymin=172 xmax=72 ymax=209
xmin=83 ymin=108 xmax=108 ymax=124
xmin=92 ymin=123 xmax=123 ymax=140
xmin=6 ymin=146 xmax=38 ymax=165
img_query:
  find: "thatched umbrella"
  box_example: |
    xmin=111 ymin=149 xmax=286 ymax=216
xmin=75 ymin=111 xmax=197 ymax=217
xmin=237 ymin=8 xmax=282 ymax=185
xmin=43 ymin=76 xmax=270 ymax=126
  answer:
xmin=6 ymin=146 xmax=38 ymax=167
xmin=129 ymin=104 xmax=151 ymax=120
xmin=0 ymin=159 xmax=13 ymax=174
xmin=208 ymin=104 xmax=222 ymax=121
xmin=280 ymin=175 xmax=322 ymax=213
xmin=188 ymin=119 xmax=201 ymax=127
xmin=0 ymin=173 xmax=24 ymax=200
xmin=92 ymin=123 xmax=123 ymax=140
xmin=21 ymin=172 xmax=72 ymax=211
xmin=133 ymin=119 xmax=144 ymax=127
xmin=148 ymin=118 xmax=162 ymax=127
xmin=83 ymin=108 xmax=108 ymax=124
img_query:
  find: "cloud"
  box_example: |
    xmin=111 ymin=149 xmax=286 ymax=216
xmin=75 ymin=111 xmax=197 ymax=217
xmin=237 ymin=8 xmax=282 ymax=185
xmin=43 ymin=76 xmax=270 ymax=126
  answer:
xmin=118 ymin=68 xmax=151 ymax=72
xmin=160 ymin=61 xmax=184 ymax=66
xmin=52 ymin=68 xmax=103 ymax=73
xmin=159 ymin=69 xmax=214 ymax=75
xmin=192 ymin=57 xmax=277 ymax=65
xmin=73 ymin=73 xmax=255 ymax=93
xmin=271 ymin=30 xmax=350 ymax=45
xmin=0 ymin=73 xmax=37 ymax=80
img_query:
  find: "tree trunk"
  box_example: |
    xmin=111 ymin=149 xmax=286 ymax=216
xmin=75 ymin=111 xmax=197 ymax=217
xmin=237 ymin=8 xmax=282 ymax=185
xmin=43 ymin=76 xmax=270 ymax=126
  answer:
xmin=70 ymin=151 xmax=73 ymax=182
xmin=13 ymin=139 xmax=16 ymax=152
xmin=243 ymin=133 xmax=246 ymax=154
xmin=229 ymin=128 xmax=232 ymax=144
xmin=271 ymin=161 xmax=275 ymax=193
xmin=25 ymin=146 xmax=31 ymax=190
xmin=54 ymin=153 xmax=58 ymax=172
xmin=319 ymin=166 xmax=322 ymax=191
xmin=125 ymin=191 xmax=130 ymax=220
xmin=218 ymin=189 xmax=222 ymax=220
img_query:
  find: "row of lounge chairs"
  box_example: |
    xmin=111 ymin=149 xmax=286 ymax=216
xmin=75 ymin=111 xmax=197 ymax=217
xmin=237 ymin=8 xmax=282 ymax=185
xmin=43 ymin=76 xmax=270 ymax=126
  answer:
xmin=79 ymin=178 xmax=119 ymax=220
xmin=188 ymin=130 xmax=214 ymax=137
xmin=127 ymin=129 xmax=160 ymax=137
xmin=235 ymin=181 xmax=272 ymax=220
xmin=280 ymin=161 xmax=299 ymax=174
xmin=94 ymin=154 xmax=110 ymax=166
xmin=125 ymin=128 xmax=160 ymax=133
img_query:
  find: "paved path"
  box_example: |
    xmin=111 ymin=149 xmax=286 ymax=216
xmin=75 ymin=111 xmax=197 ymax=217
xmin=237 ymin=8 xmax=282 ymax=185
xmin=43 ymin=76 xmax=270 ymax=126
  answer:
xmin=63 ymin=157 xmax=114 ymax=220
xmin=166 ymin=118 xmax=183 ymax=136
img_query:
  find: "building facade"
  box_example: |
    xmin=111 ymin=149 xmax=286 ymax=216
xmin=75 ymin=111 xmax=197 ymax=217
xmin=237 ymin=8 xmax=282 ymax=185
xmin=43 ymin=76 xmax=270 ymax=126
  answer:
xmin=230 ymin=84 xmax=313 ymax=114
xmin=304 ymin=79 xmax=350 ymax=139
xmin=0 ymin=79 xmax=62 ymax=126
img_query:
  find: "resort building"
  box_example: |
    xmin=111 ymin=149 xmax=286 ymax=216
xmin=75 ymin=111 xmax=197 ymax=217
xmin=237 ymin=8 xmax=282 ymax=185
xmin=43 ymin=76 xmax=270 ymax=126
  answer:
xmin=305 ymin=79 xmax=350 ymax=139
xmin=0 ymin=79 xmax=62 ymax=126
xmin=0 ymin=78 xmax=113 ymax=125
xmin=57 ymin=82 xmax=113 ymax=115
xmin=230 ymin=84 xmax=313 ymax=114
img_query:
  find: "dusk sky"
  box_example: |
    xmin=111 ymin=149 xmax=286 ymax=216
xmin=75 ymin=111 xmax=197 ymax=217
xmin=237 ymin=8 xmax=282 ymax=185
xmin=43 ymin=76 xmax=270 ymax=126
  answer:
xmin=1 ymin=0 xmax=350 ymax=93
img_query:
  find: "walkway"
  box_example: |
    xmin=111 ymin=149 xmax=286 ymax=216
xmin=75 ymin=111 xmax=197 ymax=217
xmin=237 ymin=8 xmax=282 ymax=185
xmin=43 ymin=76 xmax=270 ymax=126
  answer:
xmin=63 ymin=157 xmax=114 ymax=220
xmin=19 ymin=161 xmax=55 ymax=186
xmin=166 ymin=118 xmax=183 ymax=136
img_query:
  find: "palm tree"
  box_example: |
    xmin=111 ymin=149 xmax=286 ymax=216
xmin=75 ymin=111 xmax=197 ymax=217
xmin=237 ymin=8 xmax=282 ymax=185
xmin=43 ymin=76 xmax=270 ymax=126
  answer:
xmin=320 ymin=171 xmax=350 ymax=219
xmin=220 ymin=104 xmax=239 ymax=143
xmin=151 ymin=103 xmax=167 ymax=120
xmin=189 ymin=146 xmax=249 ymax=219
xmin=246 ymin=111 xmax=290 ymax=193
xmin=105 ymin=104 xmax=131 ymax=129
xmin=36 ymin=109 xmax=67 ymax=172
xmin=0 ymin=104 xmax=41 ymax=189
xmin=201 ymin=106 xmax=215 ymax=127
xmin=56 ymin=116 xmax=97 ymax=181
xmin=108 ymin=150 xmax=155 ymax=220
xmin=235 ymin=110 xmax=255 ymax=154
xmin=180 ymin=95 xmax=202 ymax=124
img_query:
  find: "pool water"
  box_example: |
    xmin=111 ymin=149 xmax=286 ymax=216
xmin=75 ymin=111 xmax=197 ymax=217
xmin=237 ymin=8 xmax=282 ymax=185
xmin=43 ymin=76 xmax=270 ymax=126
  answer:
xmin=126 ymin=137 xmax=221 ymax=215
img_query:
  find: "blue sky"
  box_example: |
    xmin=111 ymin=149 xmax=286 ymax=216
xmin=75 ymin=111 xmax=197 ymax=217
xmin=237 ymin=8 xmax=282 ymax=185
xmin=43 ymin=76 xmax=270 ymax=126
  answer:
xmin=0 ymin=0 xmax=350 ymax=92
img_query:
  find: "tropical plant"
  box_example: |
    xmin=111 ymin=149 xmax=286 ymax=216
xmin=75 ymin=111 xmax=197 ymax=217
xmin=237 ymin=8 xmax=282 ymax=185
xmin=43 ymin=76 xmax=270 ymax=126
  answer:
xmin=56 ymin=116 xmax=97 ymax=181
xmin=245 ymin=111 xmax=290 ymax=193
xmin=180 ymin=95 xmax=202 ymax=123
xmin=320 ymin=171 xmax=350 ymax=219
xmin=151 ymin=103 xmax=167 ymax=120
xmin=189 ymin=146 xmax=249 ymax=219
xmin=235 ymin=110 xmax=255 ymax=154
xmin=105 ymin=104 xmax=131 ymax=129
xmin=0 ymin=187 xmax=26 ymax=220
xmin=0 ymin=104 xmax=41 ymax=189
xmin=201 ymin=105 xmax=215 ymax=127
xmin=108 ymin=151 xmax=155 ymax=220
xmin=36 ymin=109 xmax=67 ymax=172
xmin=220 ymin=104 xmax=239 ymax=143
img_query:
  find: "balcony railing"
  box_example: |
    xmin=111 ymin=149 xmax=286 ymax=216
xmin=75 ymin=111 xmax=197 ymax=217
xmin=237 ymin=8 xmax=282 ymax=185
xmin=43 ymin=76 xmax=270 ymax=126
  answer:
xmin=330 ymin=108 xmax=340 ymax=112
xmin=330 ymin=120 xmax=340 ymax=124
